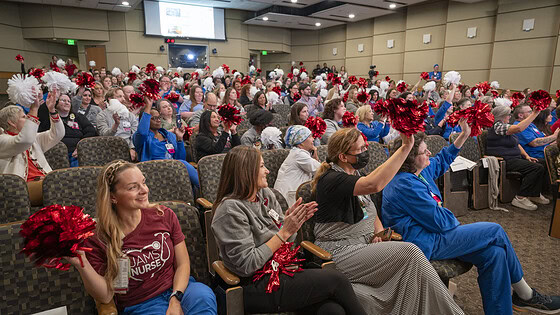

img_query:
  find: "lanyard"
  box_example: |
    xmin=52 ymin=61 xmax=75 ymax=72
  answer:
xmin=418 ymin=174 xmax=443 ymax=207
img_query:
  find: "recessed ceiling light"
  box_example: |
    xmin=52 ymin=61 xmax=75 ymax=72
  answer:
xmin=389 ymin=3 xmax=397 ymax=9
xmin=315 ymin=22 xmax=321 ymax=27
xmin=348 ymin=14 xmax=355 ymax=19
xmin=263 ymin=16 xmax=269 ymax=21
xmin=291 ymin=0 xmax=298 ymax=3
xmin=122 ymin=1 xmax=129 ymax=6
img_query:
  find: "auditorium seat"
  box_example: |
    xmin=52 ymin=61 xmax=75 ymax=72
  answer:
xmin=261 ymin=148 xmax=290 ymax=187
xmin=44 ymin=142 xmax=70 ymax=170
xmin=136 ymin=160 xmax=194 ymax=205
xmin=77 ymin=136 xmax=132 ymax=166
xmin=0 ymin=174 xmax=31 ymax=223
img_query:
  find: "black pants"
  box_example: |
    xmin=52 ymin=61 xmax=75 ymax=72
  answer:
xmin=505 ymin=158 xmax=545 ymax=197
xmin=243 ymin=268 xmax=366 ymax=315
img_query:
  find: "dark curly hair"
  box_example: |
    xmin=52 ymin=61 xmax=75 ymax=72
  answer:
xmin=322 ymin=98 xmax=343 ymax=121
xmin=389 ymin=132 xmax=427 ymax=173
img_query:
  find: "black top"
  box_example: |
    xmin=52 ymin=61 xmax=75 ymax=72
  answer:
xmin=486 ymin=126 xmax=521 ymax=160
xmin=195 ymin=131 xmax=241 ymax=161
xmin=239 ymin=95 xmax=251 ymax=106
xmin=315 ymin=169 xmax=364 ymax=224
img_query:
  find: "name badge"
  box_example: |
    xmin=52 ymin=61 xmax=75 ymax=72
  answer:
xmin=67 ymin=121 xmax=79 ymax=129
xmin=122 ymin=121 xmax=131 ymax=132
xmin=113 ymin=257 xmax=130 ymax=294
xmin=165 ymin=143 xmax=175 ymax=154
xmin=78 ymin=109 xmax=85 ymax=115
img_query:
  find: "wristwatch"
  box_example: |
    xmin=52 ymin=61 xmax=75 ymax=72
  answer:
xmin=169 ymin=290 xmax=184 ymax=302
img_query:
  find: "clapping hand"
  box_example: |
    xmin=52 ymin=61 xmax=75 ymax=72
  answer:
xmin=279 ymin=198 xmax=318 ymax=240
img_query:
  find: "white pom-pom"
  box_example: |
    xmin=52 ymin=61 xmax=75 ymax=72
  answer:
xmin=397 ymin=80 xmax=405 ymax=85
xmin=423 ymin=81 xmax=436 ymax=92
xmin=42 ymin=71 xmax=74 ymax=94
xmin=317 ymin=80 xmax=327 ymax=90
xmin=172 ymin=77 xmax=185 ymax=88
xmin=233 ymin=71 xmax=241 ymax=78
xmin=57 ymin=59 xmax=66 ymax=68
xmin=275 ymin=69 xmax=284 ymax=77
xmin=196 ymin=69 xmax=204 ymax=76
xmin=131 ymin=65 xmax=140 ymax=73
xmin=371 ymin=86 xmax=380 ymax=93
xmin=300 ymin=72 xmax=308 ymax=80
xmin=494 ymin=97 xmax=512 ymax=107
xmin=473 ymin=89 xmax=480 ymax=97
xmin=176 ymin=67 xmax=183 ymax=74
xmin=213 ymin=67 xmax=225 ymax=78
xmin=293 ymin=68 xmax=300 ymax=76
xmin=89 ymin=60 xmax=96 ymax=67
xmin=261 ymin=127 xmax=283 ymax=149
xmin=315 ymin=76 xmax=322 ymax=82
xmin=269 ymin=71 xmax=275 ymax=79
xmin=267 ymin=91 xmax=279 ymax=104
xmin=250 ymin=86 xmax=258 ymax=98
xmin=443 ymin=71 xmax=461 ymax=86
xmin=108 ymin=99 xmax=130 ymax=118
xmin=203 ymin=77 xmax=214 ymax=90
xmin=380 ymin=81 xmax=389 ymax=90
xmin=291 ymin=61 xmax=296 ymax=66
xmin=320 ymin=88 xmax=328 ymax=98
xmin=490 ymin=81 xmax=500 ymax=89
xmin=249 ymin=65 xmax=256 ymax=73
xmin=112 ymin=67 xmax=122 ymax=76
xmin=156 ymin=66 xmax=164 ymax=73
xmin=7 ymin=74 xmax=40 ymax=106
xmin=321 ymin=73 xmax=327 ymax=79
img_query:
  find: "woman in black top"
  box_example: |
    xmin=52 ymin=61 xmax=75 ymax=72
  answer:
xmin=239 ymin=84 xmax=252 ymax=106
xmin=195 ymin=110 xmax=240 ymax=161
xmin=283 ymin=83 xmax=299 ymax=106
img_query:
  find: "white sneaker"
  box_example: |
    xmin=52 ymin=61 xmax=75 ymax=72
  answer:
xmin=529 ymin=194 xmax=550 ymax=205
xmin=512 ymin=196 xmax=538 ymax=211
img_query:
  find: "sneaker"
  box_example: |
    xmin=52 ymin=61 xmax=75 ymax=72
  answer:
xmin=530 ymin=194 xmax=550 ymax=205
xmin=513 ymin=289 xmax=560 ymax=314
xmin=512 ymin=196 xmax=538 ymax=211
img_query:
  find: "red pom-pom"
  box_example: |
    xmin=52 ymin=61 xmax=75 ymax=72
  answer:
xmin=357 ymin=90 xmax=370 ymax=104
xmin=16 ymin=54 xmax=24 ymax=62
xmin=241 ymin=75 xmax=252 ymax=85
xmin=165 ymin=92 xmax=180 ymax=103
xmin=528 ymin=90 xmax=552 ymax=111
xmin=76 ymin=72 xmax=95 ymax=88
xmin=253 ymin=242 xmax=304 ymax=293
xmin=490 ymin=90 xmax=499 ymax=98
xmin=326 ymin=73 xmax=335 ymax=82
xmin=221 ymin=64 xmax=230 ymax=73
xmin=511 ymin=92 xmax=525 ymax=108
xmin=52 ymin=66 xmax=61 ymax=73
xmin=304 ymin=116 xmax=327 ymax=139
xmin=287 ymin=73 xmax=294 ymax=80
xmin=348 ymin=76 xmax=358 ymax=85
xmin=146 ymin=63 xmax=156 ymax=74
xmin=232 ymin=69 xmax=237 ymax=75
xmin=361 ymin=132 xmax=369 ymax=148
xmin=373 ymin=98 xmax=428 ymax=136
xmin=293 ymin=91 xmax=301 ymax=102
xmin=332 ymin=76 xmax=342 ymax=86
xmin=299 ymin=61 xmax=303 ymax=66
xmin=173 ymin=72 xmax=180 ymax=78
xmin=343 ymin=90 xmax=349 ymax=103
xmin=342 ymin=111 xmax=358 ymax=128
xmin=129 ymin=93 xmax=144 ymax=109
xmin=357 ymin=78 xmax=367 ymax=89
xmin=30 ymin=68 xmax=45 ymax=80
xmin=372 ymin=70 xmax=379 ymax=77
xmin=128 ymin=72 xmax=137 ymax=82
xmin=556 ymin=90 xmax=560 ymax=99
xmin=256 ymin=68 xmax=262 ymax=74
xmin=446 ymin=100 xmax=494 ymax=137
xmin=20 ymin=205 xmax=96 ymax=271
xmin=191 ymin=71 xmax=200 ymax=80
xmin=139 ymin=79 xmax=161 ymax=101
xmin=385 ymin=76 xmax=391 ymax=82
xmin=204 ymin=65 xmax=210 ymax=71
xmin=272 ymin=86 xmax=282 ymax=96
xmin=420 ymin=72 xmax=429 ymax=80
xmin=218 ymin=103 xmax=243 ymax=125
xmin=474 ymin=81 xmax=491 ymax=96
xmin=300 ymin=67 xmax=307 ymax=75
xmin=372 ymin=99 xmax=389 ymax=117
xmin=397 ymin=81 xmax=408 ymax=93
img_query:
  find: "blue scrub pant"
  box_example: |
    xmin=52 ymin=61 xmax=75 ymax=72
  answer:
xmin=178 ymin=160 xmax=200 ymax=188
xmin=122 ymin=276 xmax=216 ymax=315
xmin=430 ymin=222 xmax=523 ymax=315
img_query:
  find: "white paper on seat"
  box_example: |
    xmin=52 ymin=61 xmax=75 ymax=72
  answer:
xmin=450 ymin=156 xmax=477 ymax=172
xmin=31 ymin=306 xmax=67 ymax=315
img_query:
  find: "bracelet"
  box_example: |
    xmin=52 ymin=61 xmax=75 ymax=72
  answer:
xmin=49 ymin=111 xmax=58 ymax=115
xmin=275 ymin=233 xmax=287 ymax=243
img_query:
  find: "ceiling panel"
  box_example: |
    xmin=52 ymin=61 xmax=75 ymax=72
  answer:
xmin=311 ymin=3 xmax=395 ymax=22
xmin=245 ymin=12 xmax=345 ymax=30
xmin=250 ymin=0 xmax=322 ymax=8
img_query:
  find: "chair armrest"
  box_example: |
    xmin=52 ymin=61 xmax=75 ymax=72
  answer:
xmin=212 ymin=261 xmax=240 ymax=286
xmin=197 ymin=197 xmax=213 ymax=209
xmin=96 ymin=299 xmax=117 ymax=315
xmin=189 ymin=162 xmax=197 ymax=169
xmin=300 ymin=240 xmax=332 ymax=260
xmin=391 ymin=232 xmax=403 ymax=241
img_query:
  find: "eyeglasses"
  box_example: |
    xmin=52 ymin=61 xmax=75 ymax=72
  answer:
xmin=150 ymin=116 xmax=161 ymax=121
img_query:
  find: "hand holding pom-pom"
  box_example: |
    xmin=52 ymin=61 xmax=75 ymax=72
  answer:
xmin=348 ymin=76 xmax=357 ymax=85
xmin=396 ymin=81 xmax=408 ymax=93
xmin=342 ymin=111 xmax=358 ymax=128
xmin=7 ymin=74 xmax=40 ymax=107
xmin=443 ymin=71 xmax=461 ymax=87
xmin=164 ymin=92 xmax=180 ymax=103
xmin=447 ymin=100 xmax=494 ymax=137
xmin=218 ymin=103 xmax=243 ymax=125
xmin=139 ymin=79 xmax=161 ymax=101
xmin=20 ymin=205 xmax=96 ymax=270
xmin=528 ymin=90 xmax=552 ymax=111
xmin=385 ymin=76 xmax=391 ymax=82
xmin=75 ymin=72 xmax=95 ymax=88
xmin=146 ymin=63 xmax=156 ymax=74
xmin=511 ymin=92 xmax=525 ymax=108
xmin=129 ymin=93 xmax=145 ymax=109
xmin=357 ymin=90 xmax=370 ymax=104
xmin=16 ymin=54 xmax=24 ymax=62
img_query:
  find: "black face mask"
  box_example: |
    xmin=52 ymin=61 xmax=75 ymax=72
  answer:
xmin=349 ymin=151 xmax=369 ymax=170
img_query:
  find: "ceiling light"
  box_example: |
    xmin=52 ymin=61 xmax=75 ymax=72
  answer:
xmin=348 ymin=14 xmax=355 ymax=19
xmin=389 ymin=3 xmax=397 ymax=9
xmin=122 ymin=1 xmax=129 ymax=6
xmin=262 ymin=16 xmax=269 ymax=21
xmin=291 ymin=0 xmax=298 ymax=3
xmin=315 ymin=22 xmax=321 ymax=27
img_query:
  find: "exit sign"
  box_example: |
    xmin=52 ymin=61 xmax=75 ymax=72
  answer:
xmin=262 ymin=50 xmax=268 ymax=55
xmin=67 ymin=39 xmax=75 ymax=45
xmin=165 ymin=38 xmax=175 ymax=43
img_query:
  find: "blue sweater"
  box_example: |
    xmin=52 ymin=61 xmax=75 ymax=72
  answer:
xmin=357 ymin=121 xmax=390 ymax=142
xmin=382 ymin=144 xmax=461 ymax=259
xmin=133 ymin=113 xmax=186 ymax=162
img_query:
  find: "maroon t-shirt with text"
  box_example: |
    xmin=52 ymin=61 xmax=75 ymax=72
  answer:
xmin=85 ymin=207 xmax=185 ymax=309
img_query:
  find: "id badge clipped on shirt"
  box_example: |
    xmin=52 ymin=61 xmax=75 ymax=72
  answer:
xmin=165 ymin=143 xmax=175 ymax=154
xmin=67 ymin=121 xmax=79 ymax=129
xmin=122 ymin=121 xmax=131 ymax=132
xmin=113 ymin=256 xmax=130 ymax=294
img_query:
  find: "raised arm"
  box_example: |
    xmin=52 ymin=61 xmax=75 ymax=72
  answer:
xmin=507 ymin=110 xmax=540 ymax=135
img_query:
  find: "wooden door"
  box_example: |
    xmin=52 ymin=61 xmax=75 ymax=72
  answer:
xmin=85 ymin=46 xmax=107 ymax=71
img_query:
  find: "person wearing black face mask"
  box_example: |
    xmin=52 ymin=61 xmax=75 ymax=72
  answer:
xmin=310 ymin=128 xmax=464 ymax=314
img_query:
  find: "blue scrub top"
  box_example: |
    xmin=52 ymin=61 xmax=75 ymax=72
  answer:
xmin=513 ymin=121 xmax=547 ymax=159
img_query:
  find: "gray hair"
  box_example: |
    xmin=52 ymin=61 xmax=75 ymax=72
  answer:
xmin=491 ymin=105 xmax=511 ymax=121
xmin=0 ymin=105 xmax=23 ymax=131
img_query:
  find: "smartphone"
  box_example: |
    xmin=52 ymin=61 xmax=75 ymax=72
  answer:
xmin=176 ymin=113 xmax=182 ymax=129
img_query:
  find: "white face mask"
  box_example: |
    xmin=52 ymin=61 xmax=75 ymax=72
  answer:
xmin=219 ymin=91 xmax=225 ymax=99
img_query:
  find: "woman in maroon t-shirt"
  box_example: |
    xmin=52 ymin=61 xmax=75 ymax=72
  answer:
xmin=65 ymin=160 xmax=217 ymax=314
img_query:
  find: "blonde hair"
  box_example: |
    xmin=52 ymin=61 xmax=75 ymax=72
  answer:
xmin=326 ymin=87 xmax=339 ymax=101
xmin=311 ymin=128 xmax=361 ymax=193
xmin=95 ymin=160 xmax=162 ymax=289
xmin=356 ymin=105 xmax=371 ymax=123
xmin=0 ymin=105 xmax=23 ymax=132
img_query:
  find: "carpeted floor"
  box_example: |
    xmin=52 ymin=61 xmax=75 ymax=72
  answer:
xmin=451 ymin=201 xmax=560 ymax=315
